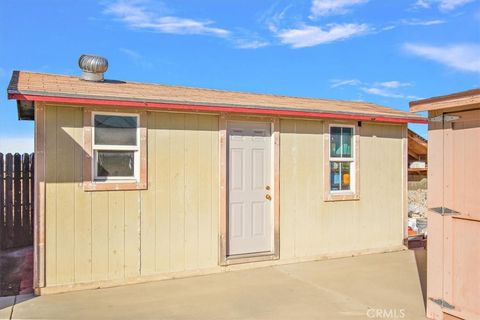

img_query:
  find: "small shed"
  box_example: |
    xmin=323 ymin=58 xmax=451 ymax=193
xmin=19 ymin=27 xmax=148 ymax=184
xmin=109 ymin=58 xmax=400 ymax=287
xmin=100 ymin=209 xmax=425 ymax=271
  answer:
xmin=410 ymin=89 xmax=480 ymax=320
xmin=7 ymin=56 xmax=425 ymax=294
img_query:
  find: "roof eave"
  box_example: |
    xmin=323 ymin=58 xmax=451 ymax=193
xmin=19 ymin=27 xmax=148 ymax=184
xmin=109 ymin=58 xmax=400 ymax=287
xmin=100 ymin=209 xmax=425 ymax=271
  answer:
xmin=9 ymin=92 xmax=427 ymax=124
xmin=17 ymin=100 xmax=35 ymax=120
xmin=7 ymin=71 xmax=34 ymax=120
xmin=410 ymin=88 xmax=480 ymax=112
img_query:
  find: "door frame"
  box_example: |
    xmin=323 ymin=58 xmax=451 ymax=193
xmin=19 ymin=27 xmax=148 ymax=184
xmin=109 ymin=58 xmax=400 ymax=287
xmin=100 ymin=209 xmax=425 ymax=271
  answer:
xmin=219 ymin=113 xmax=280 ymax=266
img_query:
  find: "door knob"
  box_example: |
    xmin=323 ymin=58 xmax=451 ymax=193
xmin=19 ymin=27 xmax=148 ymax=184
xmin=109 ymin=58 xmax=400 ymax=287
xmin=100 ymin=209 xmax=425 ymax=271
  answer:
xmin=265 ymin=194 xmax=272 ymax=200
xmin=265 ymin=185 xmax=271 ymax=190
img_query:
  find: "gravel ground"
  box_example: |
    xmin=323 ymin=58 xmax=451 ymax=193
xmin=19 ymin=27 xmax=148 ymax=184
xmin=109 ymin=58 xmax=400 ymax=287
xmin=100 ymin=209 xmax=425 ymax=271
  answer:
xmin=408 ymin=188 xmax=428 ymax=235
xmin=408 ymin=189 xmax=427 ymax=219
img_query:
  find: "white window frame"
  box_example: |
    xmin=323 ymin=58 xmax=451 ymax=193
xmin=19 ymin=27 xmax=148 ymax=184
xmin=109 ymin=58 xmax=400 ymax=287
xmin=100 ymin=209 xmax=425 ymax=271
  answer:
xmin=91 ymin=111 xmax=140 ymax=183
xmin=328 ymin=124 xmax=356 ymax=194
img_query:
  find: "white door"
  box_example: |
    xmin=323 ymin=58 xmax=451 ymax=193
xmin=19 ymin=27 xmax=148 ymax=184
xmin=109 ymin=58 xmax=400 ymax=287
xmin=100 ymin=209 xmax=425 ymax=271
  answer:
xmin=228 ymin=121 xmax=273 ymax=256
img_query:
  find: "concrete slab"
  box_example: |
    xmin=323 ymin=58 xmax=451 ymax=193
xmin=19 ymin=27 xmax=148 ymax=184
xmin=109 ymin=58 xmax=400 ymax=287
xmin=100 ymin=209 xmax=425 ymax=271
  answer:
xmin=0 ymin=296 xmax=14 ymax=319
xmin=6 ymin=250 xmax=426 ymax=320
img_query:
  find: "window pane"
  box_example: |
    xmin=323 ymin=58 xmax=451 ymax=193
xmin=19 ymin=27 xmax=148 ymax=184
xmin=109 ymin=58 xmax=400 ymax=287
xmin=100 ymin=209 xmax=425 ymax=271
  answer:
xmin=330 ymin=162 xmax=341 ymax=191
xmin=341 ymin=162 xmax=351 ymax=190
xmin=330 ymin=161 xmax=352 ymax=191
xmin=330 ymin=126 xmax=353 ymax=158
xmin=94 ymin=115 xmax=137 ymax=146
xmin=342 ymin=127 xmax=353 ymax=158
xmin=96 ymin=151 xmax=135 ymax=178
xmin=330 ymin=127 xmax=342 ymax=157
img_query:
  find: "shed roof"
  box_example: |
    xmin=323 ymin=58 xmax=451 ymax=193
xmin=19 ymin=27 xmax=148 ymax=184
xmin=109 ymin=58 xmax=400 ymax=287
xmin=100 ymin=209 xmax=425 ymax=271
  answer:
xmin=410 ymin=88 xmax=480 ymax=112
xmin=408 ymin=129 xmax=427 ymax=160
xmin=8 ymin=71 xmax=425 ymax=123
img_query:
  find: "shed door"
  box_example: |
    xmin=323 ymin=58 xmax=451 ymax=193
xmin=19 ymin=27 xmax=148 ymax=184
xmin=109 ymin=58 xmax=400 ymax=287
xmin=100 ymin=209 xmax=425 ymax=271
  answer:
xmin=228 ymin=121 xmax=273 ymax=256
xmin=441 ymin=109 xmax=480 ymax=319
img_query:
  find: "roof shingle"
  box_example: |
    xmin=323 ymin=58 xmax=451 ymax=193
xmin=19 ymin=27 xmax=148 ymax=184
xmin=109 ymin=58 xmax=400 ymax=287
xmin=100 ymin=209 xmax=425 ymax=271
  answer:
xmin=8 ymin=71 xmax=425 ymax=122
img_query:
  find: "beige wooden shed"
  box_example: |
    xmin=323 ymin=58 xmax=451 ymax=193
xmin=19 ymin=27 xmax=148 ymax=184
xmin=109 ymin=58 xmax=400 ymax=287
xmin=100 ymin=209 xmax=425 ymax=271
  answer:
xmin=8 ymin=61 xmax=425 ymax=294
xmin=410 ymin=89 xmax=480 ymax=320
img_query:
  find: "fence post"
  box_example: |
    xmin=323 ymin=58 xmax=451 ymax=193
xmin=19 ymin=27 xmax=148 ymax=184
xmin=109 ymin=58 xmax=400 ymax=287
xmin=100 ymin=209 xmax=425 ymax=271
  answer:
xmin=13 ymin=153 xmax=22 ymax=247
xmin=30 ymin=153 xmax=35 ymax=242
xmin=5 ymin=153 xmax=13 ymax=248
xmin=0 ymin=153 xmax=4 ymax=250
xmin=22 ymin=154 xmax=31 ymax=247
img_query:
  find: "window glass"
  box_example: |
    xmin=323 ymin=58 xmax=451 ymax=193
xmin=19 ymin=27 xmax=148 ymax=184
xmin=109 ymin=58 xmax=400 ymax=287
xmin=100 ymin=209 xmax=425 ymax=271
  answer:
xmin=330 ymin=161 xmax=351 ymax=191
xmin=342 ymin=127 xmax=353 ymax=158
xmin=330 ymin=127 xmax=342 ymax=157
xmin=330 ymin=161 xmax=341 ymax=191
xmin=96 ymin=151 xmax=135 ymax=178
xmin=341 ymin=162 xmax=351 ymax=190
xmin=94 ymin=115 xmax=137 ymax=146
xmin=330 ymin=126 xmax=353 ymax=158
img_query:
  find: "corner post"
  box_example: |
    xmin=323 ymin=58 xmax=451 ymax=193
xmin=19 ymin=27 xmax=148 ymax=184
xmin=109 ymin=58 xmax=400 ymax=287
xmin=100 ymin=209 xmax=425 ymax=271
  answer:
xmin=34 ymin=102 xmax=46 ymax=293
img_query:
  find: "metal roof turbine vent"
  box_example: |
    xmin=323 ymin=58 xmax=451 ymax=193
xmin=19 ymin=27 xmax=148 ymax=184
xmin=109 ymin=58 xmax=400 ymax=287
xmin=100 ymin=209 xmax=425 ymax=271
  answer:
xmin=78 ymin=54 xmax=108 ymax=82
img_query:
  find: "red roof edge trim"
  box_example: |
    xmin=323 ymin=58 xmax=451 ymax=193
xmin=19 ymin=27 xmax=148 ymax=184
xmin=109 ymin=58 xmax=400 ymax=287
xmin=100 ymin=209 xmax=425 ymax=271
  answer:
xmin=8 ymin=93 xmax=428 ymax=124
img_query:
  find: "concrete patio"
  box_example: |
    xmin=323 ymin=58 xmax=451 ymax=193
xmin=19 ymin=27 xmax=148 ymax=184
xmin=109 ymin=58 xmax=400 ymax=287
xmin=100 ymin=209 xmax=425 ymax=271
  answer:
xmin=0 ymin=250 xmax=426 ymax=320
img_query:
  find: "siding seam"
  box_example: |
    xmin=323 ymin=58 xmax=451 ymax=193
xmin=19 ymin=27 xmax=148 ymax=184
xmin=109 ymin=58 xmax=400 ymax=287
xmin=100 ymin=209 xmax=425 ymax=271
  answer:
xmin=123 ymin=192 xmax=126 ymax=279
xmin=73 ymin=110 xmax=76 ymax=283
xmin=107 ymin=192 xmax=110 ymax=279
xmin=54 ymin=108 xmax=58 ymax=285
xmin=183 ymin=114 xmax=187 ymax=272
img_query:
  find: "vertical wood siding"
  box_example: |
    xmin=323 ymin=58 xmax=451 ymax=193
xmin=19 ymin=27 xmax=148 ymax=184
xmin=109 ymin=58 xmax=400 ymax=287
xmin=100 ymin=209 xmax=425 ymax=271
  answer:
xmin=42 ymin=105 xmax=404 ymax=288
xmin=44 ymin=106 xmax=219 ymax=286
xmin=279 ymin=119 xmax=405 ymax=259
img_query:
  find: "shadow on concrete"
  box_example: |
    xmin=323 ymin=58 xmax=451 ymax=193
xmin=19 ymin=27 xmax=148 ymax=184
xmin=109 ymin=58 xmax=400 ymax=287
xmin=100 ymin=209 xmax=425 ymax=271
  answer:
xmin=0 ymin=293 xmax=35 ymax=313
xmin=0 ymin=246 xmax=35 ymax=314
xmin=410 ymin=246 xmax=427 ymax=309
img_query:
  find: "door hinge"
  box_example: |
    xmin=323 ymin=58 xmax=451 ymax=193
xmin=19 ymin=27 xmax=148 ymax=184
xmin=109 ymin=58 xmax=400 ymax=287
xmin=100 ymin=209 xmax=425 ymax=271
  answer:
xmin=430 ymin=207 xmax=460 ymax=216
xmin=429 ymin=115 xmax=460 ymax=123
xmin=429 ymin=298 xmax=455 ymax=310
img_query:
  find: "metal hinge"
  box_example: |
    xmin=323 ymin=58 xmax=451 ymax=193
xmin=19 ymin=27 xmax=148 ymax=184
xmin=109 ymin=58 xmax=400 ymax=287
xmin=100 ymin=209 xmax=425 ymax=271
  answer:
xmin=430 ymin=298 xmax=455 ymax=310
xmin=430 ymin=115 xmax=460 ymax=123
xmin=430 ymin=207 xmax=460 ymax=216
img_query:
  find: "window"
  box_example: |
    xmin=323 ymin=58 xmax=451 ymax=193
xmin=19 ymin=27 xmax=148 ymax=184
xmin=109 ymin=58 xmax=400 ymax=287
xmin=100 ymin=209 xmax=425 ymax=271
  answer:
xmin=83 ymin=109 xmax=147 ymax=191
xmin=324 ymin=123 xmax=359 ymax=201
xmin=93 ymin=114 xmax=139 ymax=181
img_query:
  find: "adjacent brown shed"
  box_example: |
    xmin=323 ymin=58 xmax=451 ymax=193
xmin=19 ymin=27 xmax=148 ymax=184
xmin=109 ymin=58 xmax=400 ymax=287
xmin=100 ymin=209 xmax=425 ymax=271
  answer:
xmin=8 ymin=59 xmax=426 ymax=295
xmin=410 ymin=89 xmax=480 ymax=320
xmin=407 ymin=129 xmax=428 ymax=180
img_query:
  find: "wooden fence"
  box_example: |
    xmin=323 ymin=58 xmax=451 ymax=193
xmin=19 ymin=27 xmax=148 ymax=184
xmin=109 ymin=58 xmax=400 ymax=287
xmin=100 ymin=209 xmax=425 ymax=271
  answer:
xmin=0 ymin=153 xmax=34 ymax=250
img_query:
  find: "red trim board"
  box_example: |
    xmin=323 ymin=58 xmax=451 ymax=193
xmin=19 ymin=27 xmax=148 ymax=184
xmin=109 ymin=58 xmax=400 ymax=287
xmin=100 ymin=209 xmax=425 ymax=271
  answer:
xmin=8 ymin=93 xmax=427 ymax=124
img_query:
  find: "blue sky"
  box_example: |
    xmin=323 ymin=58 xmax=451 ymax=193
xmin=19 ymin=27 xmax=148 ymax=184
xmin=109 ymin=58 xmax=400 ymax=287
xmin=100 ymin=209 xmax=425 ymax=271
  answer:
xmin=1 ymin=0 xmax=479 ymax=153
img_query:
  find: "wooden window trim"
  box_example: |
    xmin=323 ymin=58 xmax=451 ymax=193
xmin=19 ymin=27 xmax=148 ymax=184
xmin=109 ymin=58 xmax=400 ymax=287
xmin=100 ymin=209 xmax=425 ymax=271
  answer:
xmin=83 ymin=107 xmax=147 ymax=191
xmin=324 ymin=121 xmax=360 ymax=201
xmin=219 ymin=114 xmax=280 ymax=266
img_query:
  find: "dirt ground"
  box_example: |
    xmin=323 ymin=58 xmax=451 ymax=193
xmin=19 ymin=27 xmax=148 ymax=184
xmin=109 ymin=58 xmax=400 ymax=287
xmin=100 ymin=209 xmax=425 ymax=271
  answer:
xmin=0 ymin=246 xmax=33 ymax=297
